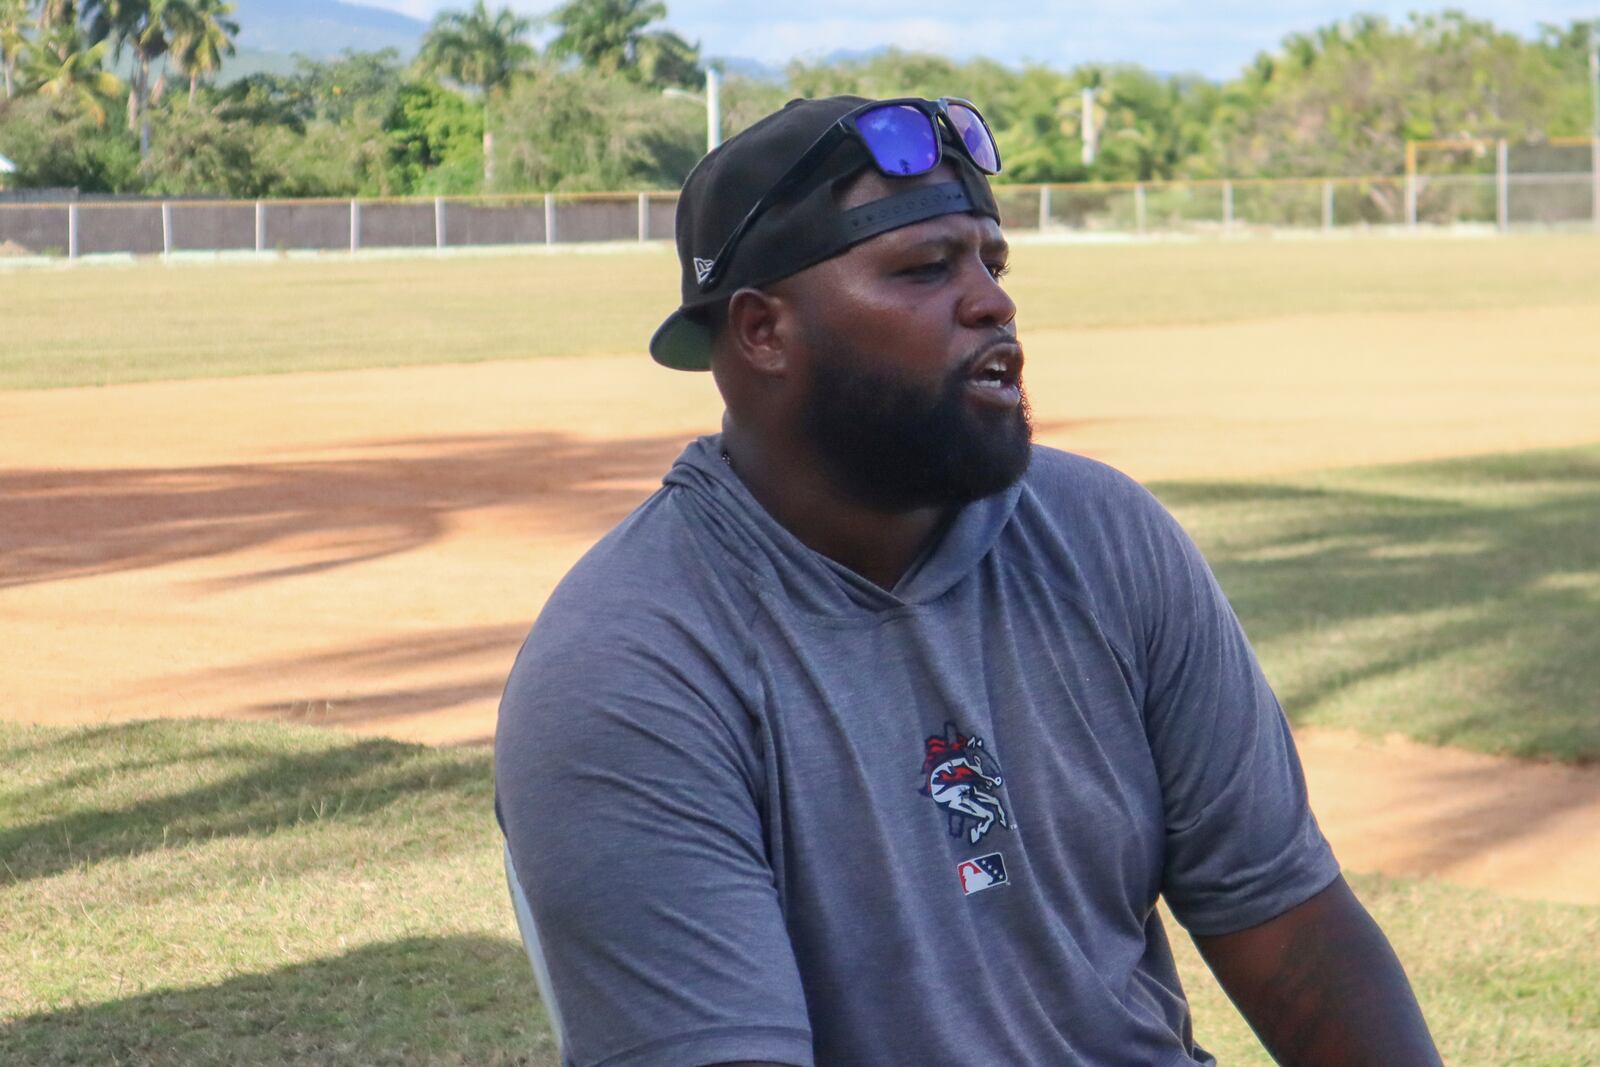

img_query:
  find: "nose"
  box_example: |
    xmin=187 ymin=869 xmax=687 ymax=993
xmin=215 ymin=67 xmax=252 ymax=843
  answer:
xmin=959 ymin=258 xmax=1016 ymax=332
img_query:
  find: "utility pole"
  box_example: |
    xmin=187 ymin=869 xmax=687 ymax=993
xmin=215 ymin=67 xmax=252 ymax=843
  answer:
xmin=1590 ymin=24 xmax=1599 ymax=229
xmin=706 ymin=66 xmax=722 ymax=153
xmin=662 ymin=66 xmax=723 ymax=155
xmin=1081 ymin=85 xmax=1098 ymax=166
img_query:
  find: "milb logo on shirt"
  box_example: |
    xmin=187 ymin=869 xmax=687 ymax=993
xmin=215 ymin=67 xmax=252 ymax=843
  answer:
xmin=918 ymin=721 xmax=1012 ymax=845
xmin=957 ymin=852 xmax=1008 ymax=896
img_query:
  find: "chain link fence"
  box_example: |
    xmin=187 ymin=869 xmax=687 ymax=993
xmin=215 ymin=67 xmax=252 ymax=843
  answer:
xmin=1403 ymin=137 xmax=1600 ymax=229
xmin=0 ymin=191 xmax=682 ymax=258
xmin=2 ymin=166 xmax=1596 ymax=260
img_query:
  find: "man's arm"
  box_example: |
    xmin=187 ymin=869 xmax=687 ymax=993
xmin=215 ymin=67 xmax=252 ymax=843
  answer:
xmin=497 ymin=619 xmax=815 ymax=1067
xmin=1193 ymin=875 xmax=1442 ymax=1067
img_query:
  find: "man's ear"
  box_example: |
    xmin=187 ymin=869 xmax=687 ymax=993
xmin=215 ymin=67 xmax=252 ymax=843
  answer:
xmin=725 ymin=287 xmax=793 ymax=377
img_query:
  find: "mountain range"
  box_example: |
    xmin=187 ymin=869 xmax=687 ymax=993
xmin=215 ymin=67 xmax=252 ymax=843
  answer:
xmin=230 ymin=0 xmax=428 ymax=60
xmin=218 ymin=1 xmax=791 ymax=82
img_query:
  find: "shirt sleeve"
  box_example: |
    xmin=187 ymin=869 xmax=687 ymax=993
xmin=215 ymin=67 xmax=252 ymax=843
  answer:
xmin=1137 ymin=497 xmax=1342 ymax=937
xmin=495 ymin=626 xmax=813 ymax=1067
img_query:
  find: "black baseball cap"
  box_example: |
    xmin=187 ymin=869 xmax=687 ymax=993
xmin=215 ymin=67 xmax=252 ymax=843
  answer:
xmin=649 ymin=95 xmax=1002 ymax=371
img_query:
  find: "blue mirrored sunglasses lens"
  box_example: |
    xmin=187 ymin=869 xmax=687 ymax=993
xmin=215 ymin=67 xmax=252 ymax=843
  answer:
xmin=856 ymin=105 xmax=939 ymax=175
xmin=947 ymin=103 xmax=999 ymax=173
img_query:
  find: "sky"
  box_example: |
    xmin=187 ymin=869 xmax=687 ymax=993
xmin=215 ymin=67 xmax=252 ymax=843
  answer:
xmin=353 ymin=1 xmax=1600 ymax=80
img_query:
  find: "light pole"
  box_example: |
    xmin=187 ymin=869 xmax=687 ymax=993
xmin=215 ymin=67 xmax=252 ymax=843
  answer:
xmin=1080 ymin=85 xmax=1098 ymax=166
xmin=1590 ymin=23 xmax=1599 ymax=229
xmin=663 ymin=67 xmax=722 ymax=154
xmin=706 ymin=66 xmax=721 ymax=152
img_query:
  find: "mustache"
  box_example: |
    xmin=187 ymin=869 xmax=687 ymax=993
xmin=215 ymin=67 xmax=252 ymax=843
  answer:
xmin=954 ymin=330 xmax=1023 ymax=380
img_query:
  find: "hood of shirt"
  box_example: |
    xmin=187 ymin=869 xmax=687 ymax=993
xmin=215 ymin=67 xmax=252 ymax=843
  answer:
xmin=660 ymin=433 xmax=1023 ymax=618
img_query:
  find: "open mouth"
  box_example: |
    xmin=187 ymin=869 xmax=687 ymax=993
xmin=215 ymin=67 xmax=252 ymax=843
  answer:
xmin=967 ymin=343 xmax=1023 ymax=390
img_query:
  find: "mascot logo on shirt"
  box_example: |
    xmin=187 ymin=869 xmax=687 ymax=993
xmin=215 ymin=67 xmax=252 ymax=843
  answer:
xmin=918 ymin=722 xmax=1012 ymax=845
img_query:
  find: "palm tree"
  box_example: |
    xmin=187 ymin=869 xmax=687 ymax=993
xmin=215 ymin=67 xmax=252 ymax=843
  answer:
xmin=417 ymin=1 xmax=534 ymax=186
xmin=37 ymin=0 xmax=79 ymax=32
xmin=33 ymin=0 xmax=80 ymax=69
xmin=169 ymin=0 xmax=236 ymax=103
xmin=83 ymin=0 xmax=180 ymax=157
xmin=27 ymin=24 xmax=124 ymax=126
xmin=545 ymin=0 xmax=660 ymax=78
xmin=633 ymin=26 xmax=699 ymax=89
xmin=544 ymin=0 xmax=700 ymax=85
xmin=0 ymin=0 xmax=29 ymax=98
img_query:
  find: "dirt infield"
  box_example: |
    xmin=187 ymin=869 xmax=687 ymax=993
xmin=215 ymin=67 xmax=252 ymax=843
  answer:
xmin=5 ymin=303 xmax=1600 ymax=905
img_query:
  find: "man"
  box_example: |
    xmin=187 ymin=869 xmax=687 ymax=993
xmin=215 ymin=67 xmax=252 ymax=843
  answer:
xmin=496 ymin=96 xmax=1442 ymax=1067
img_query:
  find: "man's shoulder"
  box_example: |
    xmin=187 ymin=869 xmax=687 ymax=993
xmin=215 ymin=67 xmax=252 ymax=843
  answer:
xmin=512 ymin=483 xmax=752 ymax=681
xmin=499 ymin=483 xmax=758 ymax=765
xmin=1019 ymin=444 xmax=1169 ymax=524
xmin=551 ymin=486 xmax=700 ymax=597
xmin=1001 ymin=445 xmax=1197 ymax=613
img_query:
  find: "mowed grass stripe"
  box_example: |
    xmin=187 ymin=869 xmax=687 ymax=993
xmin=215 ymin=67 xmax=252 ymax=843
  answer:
xmin=5 ymin=233 xmax=1600 ymax=389
xmin=2 ymin=718 xmax=1595 ymax=1066
xmin=1155 ymin=443 xmax=1600 ymax=762
xmin=0 ymin=719 xmax=551 ymax=1066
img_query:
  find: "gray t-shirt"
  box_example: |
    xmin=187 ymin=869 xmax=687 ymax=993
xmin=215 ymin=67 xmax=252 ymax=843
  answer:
xmin=496 ymin=434 xmax=1340 ymax=1067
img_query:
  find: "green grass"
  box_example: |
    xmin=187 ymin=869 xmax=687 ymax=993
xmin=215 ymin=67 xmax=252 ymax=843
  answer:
xmin=1154 ymin=443 xmax=1600 ymax=761
xmin=3 ymin=719 xmax=1597 ymax=1066
xmin=4 ymin=233 xmax=1600 ymax=389
xmin=5 ymin=236 xmax=1599 ymax=1063
xmin=0 ymin=720 xmax=551 ymax=1066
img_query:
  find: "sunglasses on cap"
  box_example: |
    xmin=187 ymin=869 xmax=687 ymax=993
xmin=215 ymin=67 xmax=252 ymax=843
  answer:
xmin=696 ymin=97 xmax=1003 ymax=293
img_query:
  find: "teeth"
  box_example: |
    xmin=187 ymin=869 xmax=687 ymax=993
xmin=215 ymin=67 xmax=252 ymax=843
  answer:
xmin=970 ymin=350 xmax=1016 ymax=388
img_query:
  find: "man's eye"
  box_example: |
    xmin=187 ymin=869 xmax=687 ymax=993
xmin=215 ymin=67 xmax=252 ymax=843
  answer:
xmin=901 ymin=261 xmax=948 ymax=279
xmin=988 ymin=262 xmax=1011 ymax=280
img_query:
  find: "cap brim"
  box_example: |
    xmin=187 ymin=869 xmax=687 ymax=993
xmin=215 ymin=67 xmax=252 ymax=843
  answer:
xmin=649 ymin=309 xmax=714 ymax=371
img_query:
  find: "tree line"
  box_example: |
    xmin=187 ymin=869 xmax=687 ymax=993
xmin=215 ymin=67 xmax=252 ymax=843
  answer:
xmin=0 ymin=0 xmax=1594 ymax=198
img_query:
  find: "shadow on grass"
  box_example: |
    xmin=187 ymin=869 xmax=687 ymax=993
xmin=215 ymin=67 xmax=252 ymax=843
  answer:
xmin=0 ymin=720 xmax=492 ymax=886
xmin=0 ymin=430 xmax=691 ymax=590
xmin=0 ymin=934 xmax=555 ymax=1067
xmin=1149 ymin=446 xmax=1600 ymax=761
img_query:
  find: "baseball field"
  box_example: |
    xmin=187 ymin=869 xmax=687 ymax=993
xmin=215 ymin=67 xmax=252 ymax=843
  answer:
xmin=3 ymin=234 xmax=1599 ymax=1064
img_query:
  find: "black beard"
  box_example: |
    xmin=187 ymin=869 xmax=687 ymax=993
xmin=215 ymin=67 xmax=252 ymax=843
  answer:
xmin=798 ymin=328 xmax=1033 ymax=513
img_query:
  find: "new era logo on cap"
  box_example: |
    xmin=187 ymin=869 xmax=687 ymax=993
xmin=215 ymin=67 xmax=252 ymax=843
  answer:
xmin=693 ymin=257 xmax=716 ymax=285
xmin=957 ymin=852 xmax=1008 ymax=896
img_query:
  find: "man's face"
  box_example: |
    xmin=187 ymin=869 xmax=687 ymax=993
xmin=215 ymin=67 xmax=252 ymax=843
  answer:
xmin=786 ymin=166 xmax=1032 ymax=512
